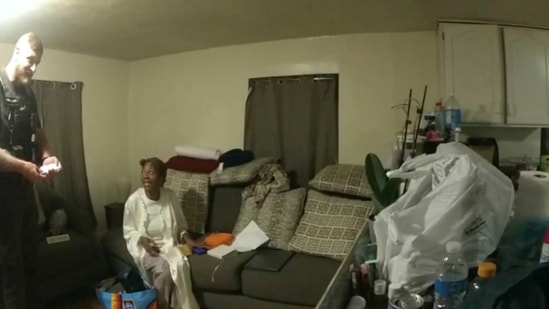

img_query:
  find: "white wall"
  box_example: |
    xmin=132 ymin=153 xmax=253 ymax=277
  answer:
xmin=0 ymin=43 xmax=130 ymax=232
xmin=128 ymin=31 xmax=440 ymax=187
xmin=0 ymin=30 xmax=537 ymax=232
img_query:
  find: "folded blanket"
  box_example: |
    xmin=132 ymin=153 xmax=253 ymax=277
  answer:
xmin=175 ymin=145 xmax=221 ymax=160
xmin=218 ymin=149 xmax=254 ymax=168
xmin=165 ymin=156 xmax=218 ymax=174
xmin=209 ymin=157 xmax=278 ymax=185
xmin=243 ymin=163 xmax=290 ymax=207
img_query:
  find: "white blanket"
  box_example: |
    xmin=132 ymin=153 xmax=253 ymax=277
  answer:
xmin=175 ymin=145 xmax=221 ymax=160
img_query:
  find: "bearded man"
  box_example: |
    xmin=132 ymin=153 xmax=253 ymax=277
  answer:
xmin=0 ymin=32 xmax=61 ymax=308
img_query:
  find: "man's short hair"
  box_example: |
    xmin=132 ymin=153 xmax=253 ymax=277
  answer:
xmin=17 ymin=32 xmax=43 ymax=55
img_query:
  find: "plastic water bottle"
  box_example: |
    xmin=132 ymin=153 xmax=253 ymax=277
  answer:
xmin=454 ymin=127 xmax=462 ymax=143
xmin=434 ymin=100 xmax=445 ymax=139
xmin=539 ymin=226 xmax=549 ymax=263
xmin=444 ymin=94 xmax=461 ymax=141
xmin=433 ymin=241 xmax=468 ymax=309
xmin=468 ymin=261 xmax=496 ymax=296
xmin=345 ymin=295 xmax=366 ymax=309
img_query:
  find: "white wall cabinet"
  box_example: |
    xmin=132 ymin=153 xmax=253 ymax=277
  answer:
xmin=438 ymin=23 xmax=505 ymax=124
xmin=504 ymin=27 xmax=549 ymax=126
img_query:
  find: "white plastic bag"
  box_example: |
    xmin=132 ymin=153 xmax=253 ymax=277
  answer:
xmin=374 ymin=142 xmax=514 ymax=295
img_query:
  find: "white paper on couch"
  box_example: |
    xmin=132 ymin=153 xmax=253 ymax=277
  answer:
xmin=206 ymin=220 xmax=269 ymax=259
xmin=232 ymin=220 xmax=269 ymax=252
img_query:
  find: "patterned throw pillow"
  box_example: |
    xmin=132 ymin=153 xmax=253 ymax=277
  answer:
xmin=164 ymin=169 xmax=210 ymax=233
xmin=209 ymin=157 xmax=277 ymax=185
xmin=233 ymin=188 xmax=307 ymax=250
xmin=309 ymin=164 xmax=372 ymax=198
xmin=289 ymin=190 xmax=376 ymax=261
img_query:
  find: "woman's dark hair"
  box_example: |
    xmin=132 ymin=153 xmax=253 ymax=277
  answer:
xmin=139 ymin=157 xmax=167 ymax=180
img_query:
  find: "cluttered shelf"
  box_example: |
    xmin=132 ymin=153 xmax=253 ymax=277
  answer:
xmin=353 ymin=138 xmax=549 ymax=309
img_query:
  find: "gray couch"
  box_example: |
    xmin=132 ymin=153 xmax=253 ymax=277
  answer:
xmin=34 ymin=181 xmax=106 ymax=302
xmin=102 ymin=184 xmax=344 ymax=309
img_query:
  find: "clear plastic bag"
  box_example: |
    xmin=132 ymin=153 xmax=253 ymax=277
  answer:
xmin=374 ymin=143 xmax=515 ymax=295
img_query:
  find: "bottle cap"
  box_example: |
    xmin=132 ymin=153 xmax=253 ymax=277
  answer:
xmin=374 ymin=279 xmax=387 ymax=296
xmin=446 ymin=241 xmax=462 ymax=253
xmin=477 ymin=261 xmax=497 ymax=278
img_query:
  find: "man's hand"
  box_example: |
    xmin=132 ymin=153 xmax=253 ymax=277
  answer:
xmin=139 ymin=236 xmax=160 ymax=256
xmin=17 ymin=160 xmax=46 ymax=183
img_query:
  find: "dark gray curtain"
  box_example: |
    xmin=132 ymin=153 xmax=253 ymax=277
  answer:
xmin=31 ymin=80 xmax=95 ymax=226
xmin=244 ymin=74 xmax=338 ymax=187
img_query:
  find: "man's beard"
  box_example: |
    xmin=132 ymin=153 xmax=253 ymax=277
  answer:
xmin=15 ymin=66 xmax=31 ymax=85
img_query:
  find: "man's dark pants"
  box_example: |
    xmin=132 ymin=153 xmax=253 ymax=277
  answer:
xmin=0 ymin=174 xmax=39 ymax=309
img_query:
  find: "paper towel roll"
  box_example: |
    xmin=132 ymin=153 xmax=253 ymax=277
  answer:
xmin=513 ymin=171 xmax=549 ymax=220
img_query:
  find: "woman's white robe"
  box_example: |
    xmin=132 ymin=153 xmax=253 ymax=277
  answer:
xmin=123 ymin=188 xmax=199 ymax=309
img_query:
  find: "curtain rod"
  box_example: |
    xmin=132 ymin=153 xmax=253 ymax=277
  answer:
xmin=276 ymin=77 xmax=335 ymax=82
xmin=437 ymin=19 xmax=549 ymax=31
xmin=251 ymin=77 xmax=335 ymax=85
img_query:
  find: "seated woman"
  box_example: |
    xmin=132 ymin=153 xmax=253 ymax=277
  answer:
xmin=123 ymin=157 xmax=200 ymax=309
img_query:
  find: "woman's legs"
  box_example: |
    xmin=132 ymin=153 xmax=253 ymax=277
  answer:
xmin=143 ymin=254 xmax=176 ymax=309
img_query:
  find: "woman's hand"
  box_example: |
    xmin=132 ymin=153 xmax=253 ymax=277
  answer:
xmin=185 ymin=239 xmax=202 ymax=249
xmin=139 ymin=236 xmax=160 ymax=256
xmin=181 ymin=233 xmax=204 ymax=248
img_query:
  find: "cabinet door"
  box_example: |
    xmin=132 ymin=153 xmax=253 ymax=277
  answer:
xmin=439 ymin=23 xmax=504 ymax=124
xmin=504 ymin=27 xmax=549 ymax=125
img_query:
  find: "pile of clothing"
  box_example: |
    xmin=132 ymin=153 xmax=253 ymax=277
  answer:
xmin=165 ymin=145 xmax=256 ymax=174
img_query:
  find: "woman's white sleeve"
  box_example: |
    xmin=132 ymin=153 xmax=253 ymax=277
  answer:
xmin=123 ymin=197 xmax=143 ymax=255
xmin=170 ymin=190 xmax=189 ymax=240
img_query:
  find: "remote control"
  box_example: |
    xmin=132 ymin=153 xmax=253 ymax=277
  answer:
xmin=40 ymin=162 xmax=62 ymax=174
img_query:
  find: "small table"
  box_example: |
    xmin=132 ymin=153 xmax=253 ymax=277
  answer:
xmin=104 ymin=202 xmax=124 ymax=230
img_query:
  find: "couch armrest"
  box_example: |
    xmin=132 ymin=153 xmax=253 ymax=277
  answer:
xmin=105 ymin=202 xmax=125 ymax=230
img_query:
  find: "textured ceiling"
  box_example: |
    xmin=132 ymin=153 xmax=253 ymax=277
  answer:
xmin=0 ymin=0 xmax=547 ymax=61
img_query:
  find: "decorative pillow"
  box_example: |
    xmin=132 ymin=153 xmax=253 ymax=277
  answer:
xmin=164 ymin=169 xmax=210 ymax=233
xmin=257 ymin=188 xmax=307 ymax=250
xmin=232 ymin=197 xmax=259 ymax=236
xmin=289 ymin=190 xmax=376 ymax=261
xmin=210 ymin=157 xmax=277 ymax=185
xmin=232 ymin=188 xmax=306 ymax=251
xmin=49 ymin=209 xmax=68 ymax=235
xmin=309 ymin=164 xmax=372 ymax=198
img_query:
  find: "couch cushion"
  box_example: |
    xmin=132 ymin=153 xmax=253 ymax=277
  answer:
xmin=241 ymin=253 xmax=340 ymax=306
xmin=101 ymin=227 xmax=136 ymax=268
xmin=188 ymin=251 xmax=256 ymax=292
xmin=164 ymin=169 xmax=210 ymax=233
xmin=309 ymin=164 xmax=372 ymax=198
xmin=195 ymin=291 xmax=314 ymax=309
xmin=206 ymin=185 xmax=245 ymax=233
xmin=289 ymin=190 xmax=375 ymax=261
xmin=233 ymin=188 xmax=306 ymax=251
xmin=36 ymin=229 xmax=97 ymax=278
